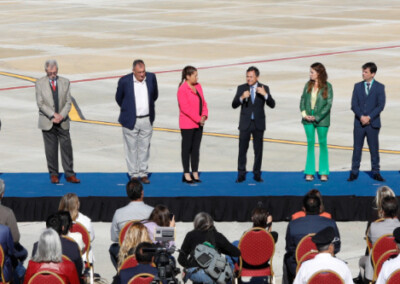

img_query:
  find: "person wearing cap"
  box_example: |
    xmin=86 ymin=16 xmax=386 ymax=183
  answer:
xmin=375 ymin=227 xmax=400 ymax=284
xmin=283 ymin=194 xmax=340 ymax=284
xmin=294 ymin=227 xmax=353 ymax=284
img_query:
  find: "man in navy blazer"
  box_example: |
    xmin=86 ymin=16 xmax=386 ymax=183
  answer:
xmin=348 ymin=62 xmax=386 ymax=182
xmin=116 ymin=59 xmax=158 ymax=184
xmin=232 ymin=66 xmax=275 ymax=183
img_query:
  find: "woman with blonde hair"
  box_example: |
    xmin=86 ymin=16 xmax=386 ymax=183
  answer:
xmin=58 ymin=193 xmax=95 ymax=263
xmin=374 ymin=186 xmax=396 ymax=218
xmin=118 ymin=222 xmax=152 ymax=267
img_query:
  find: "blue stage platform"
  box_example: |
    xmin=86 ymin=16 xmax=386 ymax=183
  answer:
xmin=1 ymin=171 xmax=398 ymax=222
xmin=1 ymin=171 xmax=398 ymax=197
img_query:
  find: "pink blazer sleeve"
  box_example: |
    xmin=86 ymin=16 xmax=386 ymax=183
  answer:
xmin=178 ymin=83 xmax=202 ymax=124
xmin=197 ymin=84 xmax=208 ymax=119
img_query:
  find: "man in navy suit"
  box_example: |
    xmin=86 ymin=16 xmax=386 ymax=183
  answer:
xmin=116 ymin=59 xmax=158 ymax=184
xmin=232 ymin=66 xmax=275 ymax=183
xmin=348 ymin=62 xmax=386 ymax=182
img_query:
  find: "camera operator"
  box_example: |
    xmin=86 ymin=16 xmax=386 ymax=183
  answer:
xmin=113 ymin=242 xmax=158 ymax=284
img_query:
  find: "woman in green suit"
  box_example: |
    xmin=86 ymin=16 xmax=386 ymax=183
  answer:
xmin=300 ymin=62 xmax=333 ymax=181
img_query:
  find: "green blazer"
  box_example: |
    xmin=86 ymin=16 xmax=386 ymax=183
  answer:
xmin=300 ymin=81 xmax=333 ymax=127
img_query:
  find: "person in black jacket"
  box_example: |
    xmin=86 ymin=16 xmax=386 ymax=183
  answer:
xmin=232 ymin=66 xmax=275 ymax=183
xmin=178 ymin=212 xmax=240 ymax=283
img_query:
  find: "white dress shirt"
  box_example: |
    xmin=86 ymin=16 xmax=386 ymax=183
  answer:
xmin=294 ymin=253 xmax=353 ymax=284
xmin=376 ymin=253 xmax=400 ymax=284
xmin=133 ymin=75 xmax=149 ymax=116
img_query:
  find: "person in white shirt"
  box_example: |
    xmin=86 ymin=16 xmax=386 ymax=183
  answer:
xmin=109 ymin=179 xmax=153 ymax=269
xmin=115 ymin=59 xmax=159 ymax=184
xmin=375 ymin=227 xmax=400 ymax=284
xmin=294 ymin=226 xmax=353 ymax=284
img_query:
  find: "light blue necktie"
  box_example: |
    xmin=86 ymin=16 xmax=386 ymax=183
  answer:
xmin=366 ymin=83 xmax=370 ymax=95
xmin=251 ymin=86 xmax=255 ymax=119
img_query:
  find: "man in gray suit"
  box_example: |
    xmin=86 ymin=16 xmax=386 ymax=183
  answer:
xmin=35 ymin=60 xmax=80 ymax=184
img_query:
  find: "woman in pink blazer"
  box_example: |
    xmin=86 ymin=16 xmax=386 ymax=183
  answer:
xmin=177 ymin=66 xmax=208 ymax=183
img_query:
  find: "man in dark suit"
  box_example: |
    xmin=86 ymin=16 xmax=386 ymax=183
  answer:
xmin=35 ymin=59 xmax=80 ymax=184
xmin=232 ymin=66 xmax=275 ymax=182
xmin=348 ymin=62 xmax=386 ymax=182
xmin=116 ymin=59 xmax=158 ymax=184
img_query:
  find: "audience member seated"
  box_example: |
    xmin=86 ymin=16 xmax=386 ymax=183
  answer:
xmin=228 ymin=206 xmax=278 ymax=268
xmin=59 ymin=192 xmax=95 ymax=264
xmin=118 ymin=222 xmax=152 ymax=268
xmin=32 ymin=212 xmax=83 ymax=278
xmin=58 ymin=211 xmax=85 ymax=253
xmin=293 ymin=227 xmax=352 ymax=284
xmin=376 ymin=227 xmax=400 ymax=284
xmin=291 ymin=189 xmax=332 ymax=220
xmin=359 ymin=196 xmax=400 ymax=282
xmin=142 ymin=205 xmax=176 ymax=246
xmin=178 ymin=212 xmax=240 ymax=283
xmin=283 ymin=194 xmax=340 ymax=284
xmin=113 ymin=242 xmax=158 ymax=284
xmin=0 ymin=178 xmax=28 ymax=282
xmin=110 ymin=180 xmax=154 ymax=269
xmin=0 ymin=224 xmax=14 ymax=283
xmin=24 ymin=228 xmax=80 ymax=284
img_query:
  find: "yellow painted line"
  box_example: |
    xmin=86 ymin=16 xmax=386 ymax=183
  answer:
xmin=0 ymin=71 xmax=37 ymax=82
xmin=2 ymin=71 xmax=400 ymax=155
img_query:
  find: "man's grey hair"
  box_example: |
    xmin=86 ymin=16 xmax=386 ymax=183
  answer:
xmin=0 ymin=179 xmax=4 ymax=196
xmin=193 ymin=212 xmax=214 ymax=231
xmin=33 ymin=228 xmax=62 ymax=263
xmin=44 ymin=59 xmax=58 ymax=71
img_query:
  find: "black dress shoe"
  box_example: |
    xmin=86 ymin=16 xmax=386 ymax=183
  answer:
xmin=373 ymin=173 xmax=385 ymax=182
xmin=254 ymin=175 xmax=264 ymax=182
xmin=182 ymin=175 xmax=194 ymax=184
xmin=347 ymin=173 xmax=358 ymax=182
xmin=191 ymin=174 xmax=202 ymax=183
xmin=236 ymin=175 xmax=245 ymax=183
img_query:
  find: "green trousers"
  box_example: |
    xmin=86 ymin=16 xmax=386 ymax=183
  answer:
xmin=303 ymin=124 xmax=329 ymax=175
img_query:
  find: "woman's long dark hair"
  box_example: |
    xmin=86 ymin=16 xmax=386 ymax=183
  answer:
xmin=307 ymin=62 xmax=328 ymax=99
xmin=179 ymin=65 xmax=197 ymax=87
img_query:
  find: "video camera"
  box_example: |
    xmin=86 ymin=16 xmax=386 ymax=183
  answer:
xmin=143 ymin=227 xmax=181 ymax=284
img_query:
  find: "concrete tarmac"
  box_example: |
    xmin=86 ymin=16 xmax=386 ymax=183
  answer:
xmin=1 ymin=0 xmax=400 ymax=283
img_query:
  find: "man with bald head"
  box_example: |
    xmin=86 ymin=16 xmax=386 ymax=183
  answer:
xmin=35 ymin=60 xmax=80 ymax=184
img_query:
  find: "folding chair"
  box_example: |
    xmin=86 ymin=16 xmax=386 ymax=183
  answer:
xmin=127 ymin=273 xmax=156 ymax=284
xmin=371 ymin=234 xmax=397 ymax=270
xmin=295 ymin=234 xmax=316 ymax=263
xmin=118 ymin=255 xmax=139 ymax=272
xmin=235 ymin=227 xmax=275 ymax=283
xmin=387 ymin=268 xmax=400 ymax=284
xmin=71 ymin=222 xmax=94 ymax=284
xmin=373 ymin=249 xmax=398 ymax=281
xmin=119 ymin=220 xmax=138 ymax=246
xmin=296 ymin=250 xmax=318 ymax=274
xmin=27 ymin=270 xmax=65 ymax=284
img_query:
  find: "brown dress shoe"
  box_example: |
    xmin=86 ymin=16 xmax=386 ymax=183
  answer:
xmin=66 ymin=176 xmax=80 ymax=183
xmin=141 ymin=176 xmax=150 ymax=184
xmin=51 ymin=175 xmax=59 ymax=184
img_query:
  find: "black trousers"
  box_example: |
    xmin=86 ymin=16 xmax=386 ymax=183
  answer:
xmin=351 ymin=125 xmax=380 ymax=176
xmin=42 ymin=124 xmax=75 ymax=177
xmin=238 ymin=121 xmax=264 ymax=177
xmin=181 ymin=127 xmax=203 ymax=173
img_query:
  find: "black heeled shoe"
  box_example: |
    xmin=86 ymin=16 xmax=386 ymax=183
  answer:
xmin=182 ymin=175 xmax=194 ymax=184
xmin=191 ymin=174 xmax=202 ymax=183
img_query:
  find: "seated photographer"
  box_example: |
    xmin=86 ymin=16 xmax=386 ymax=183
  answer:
xmin=118 ymin=222 xmax=152 ymax=268
xmin=113 ymin=242 xmax=158 ymax=284
xmin=142 ymin=204 xmax=176 ymax=248
xmin=178 ymin=212 xmax=240 ymax=283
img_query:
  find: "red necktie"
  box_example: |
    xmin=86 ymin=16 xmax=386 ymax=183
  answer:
xmin=51 ymin=80 xmax=56 ymax=91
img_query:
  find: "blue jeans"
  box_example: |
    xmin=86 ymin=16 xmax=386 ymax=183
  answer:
xmin=184 ymin=267 xmax=214 ymax=284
